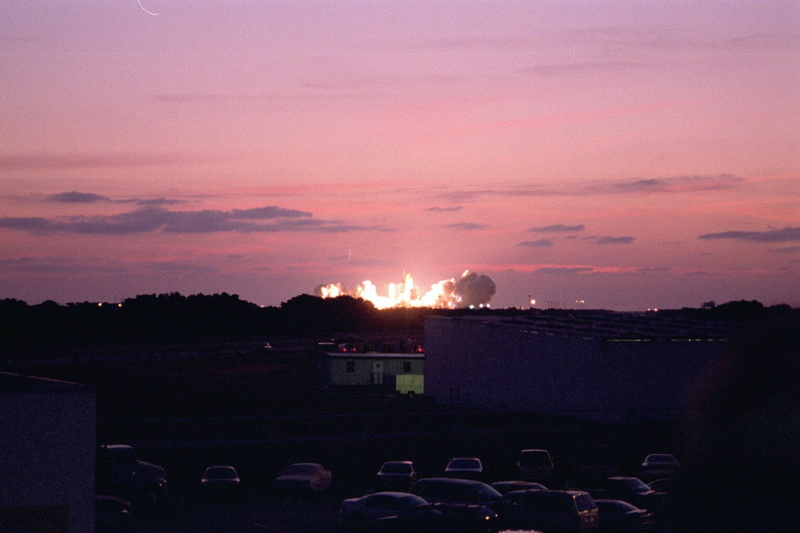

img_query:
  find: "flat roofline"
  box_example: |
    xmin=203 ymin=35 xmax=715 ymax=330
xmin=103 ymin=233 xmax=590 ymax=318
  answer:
xmin=0 ymin=371 xmax=93 ymax=393
xmin=324 ymin=352 xmax=424 ymax=359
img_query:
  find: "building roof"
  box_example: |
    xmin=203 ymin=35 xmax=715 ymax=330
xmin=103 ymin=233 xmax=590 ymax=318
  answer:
xmin=428 ymin=311 xmax=732 ymax=341
xmin=324 ymin=352 xmax=425 ymax=359
xmin=0 ymin=371 xmax=92 ymax=393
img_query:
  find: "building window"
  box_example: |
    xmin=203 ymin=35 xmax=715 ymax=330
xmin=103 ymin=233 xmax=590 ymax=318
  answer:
xmin=346 ymin=361 xmax=355 ymax=373
xmin=403 ymin=361 xmax=412 ymax=373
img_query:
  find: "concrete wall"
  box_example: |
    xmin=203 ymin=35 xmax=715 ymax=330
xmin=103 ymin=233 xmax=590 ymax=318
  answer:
xmin=424 ymin=316 xmax=725 ymax=421
xmin=0 ymin=375 xmax=96 ymax=532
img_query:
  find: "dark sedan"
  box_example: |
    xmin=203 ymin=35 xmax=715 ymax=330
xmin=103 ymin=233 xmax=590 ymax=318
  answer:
xmin=375 ymin=461 xmax=420 ymax=491
xmin=340 ymin=492 xmax=439 ymax=532
xmin=200 ymin=465 xmax=240 ymax=496
xmin=640 ymin=454 xmax=681 ymax=481
xmin=595 ymin=499 xmax=656 ymax=532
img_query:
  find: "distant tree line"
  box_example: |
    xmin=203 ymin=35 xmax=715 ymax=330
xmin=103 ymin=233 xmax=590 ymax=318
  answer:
xmin=0 ymin=292 xmax=463 ymax=349
xmin=0 ymin=293 xmax=796 ymax=350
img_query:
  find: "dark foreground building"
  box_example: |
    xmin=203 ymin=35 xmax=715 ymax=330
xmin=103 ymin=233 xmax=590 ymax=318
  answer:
xmin=0 ymin=372 xmax=95 ymax=532
xmin=424 ymin=311 xmax=730 ymax=421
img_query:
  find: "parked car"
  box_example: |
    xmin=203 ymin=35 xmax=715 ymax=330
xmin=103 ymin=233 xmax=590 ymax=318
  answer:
xmin=646 ymin=478 xmax=680 ymax=495
xmin=340 ymin=491 xmax=440 ymax=531
xmin=95 ymin=495 xmax=132 ymax=532
xmin=496 ymin=489 xmax=599 ymax=532
xmin=640 ymin=454 xmax=680 ymax=480
xmin=569 ymin=445 xmax=619 ymax=488
xmin=645 ymin=478 xmax=683 ymax=522
xmin=375 ymin=461 xmax=420 ymax=491
xmin=200 ymin=465 xmax=240 ymax=497
xmin=96 ymin=444 xmax=168 ymax=511
xmin=410 ymin=478 xmax=502 ymax=532
xmin=491 ymin=480 xmax=549 ymax=495
xmin=444 ymin=457 xmax=484 ymax=480
xmin=273 ymin=462 xmax=332 ymax=494
xmin=517 ymin=449 xmax=555 ymax=484
xmin=411 ymin=477 xmax=502 ymax=508
xmin=597 ymin=477 xmax=667 ymax=515
xmin=594 ymin=499 xmax=655 ymax=532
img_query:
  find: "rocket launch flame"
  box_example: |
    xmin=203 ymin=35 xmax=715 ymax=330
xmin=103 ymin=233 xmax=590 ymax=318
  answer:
xmin=315 ymin=270 xmax=497 ymax=310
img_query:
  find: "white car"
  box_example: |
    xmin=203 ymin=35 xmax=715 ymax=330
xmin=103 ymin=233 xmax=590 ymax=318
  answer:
xmin=201 ymin=466 xmax=240 ymax=489
xmin=444 ymin=457 xmax=484 ymax=480
xmin=641 ymin=453 xmax=681 ymax=479
xmin=375 ymin=460 xmax=420 ymax=491
xmin=273 ymin=462 xmax=332 ymax=493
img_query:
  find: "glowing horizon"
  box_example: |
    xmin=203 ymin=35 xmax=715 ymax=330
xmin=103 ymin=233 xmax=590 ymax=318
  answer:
xmin=1 ymin=2 xmax=798 ymax=310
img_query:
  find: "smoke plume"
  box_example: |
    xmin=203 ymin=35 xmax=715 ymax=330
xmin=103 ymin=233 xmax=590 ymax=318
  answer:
xmin=315 ymin=270 xmax=496 ymax=309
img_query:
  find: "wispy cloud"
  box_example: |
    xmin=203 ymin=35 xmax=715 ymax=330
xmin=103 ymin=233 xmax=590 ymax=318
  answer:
xmin=130 ymin=198 xmax=184 ymax=207
xmin=231 ymin=206 xmax=312 ymax=219
xmin=45 ymin=191 xmax=184 ymax=207
xmin=435 ymin=175 xmax=743 ymax=202
xmin=427 ymin=206 xmax=464 ymax=212
xmin=47 ymin=191 xmax=110 ymax=203
xmin=536 ymin=266 xmax=594 ymax=275
xmin=772 ymin=246 xmax=800 ymax=254
xmin=699 ymin=226 xmax=800 ymax=242
xmin=0 ymin=206 xmax=387 ymax=235
xmin=529 ymin=224 xmax=586 ymax=233
xmin=0 ymin=153 xmax=203 ymax=171
xmin=605 ymin=175 xmax=743 ymax=194
xmin=326 ymin=256 xmax=395 ymax=266
xmin=518 ymin=239 xmax=554 ymax=247
xmin=723 ymin=32 xmax=800 ymax=53
xmin=522 ymin=60 xmax=643 ymax=77
xmin=593 ymin=236 xmax=636 ymax=245
xmin=442 ymin=222 xmax=489 ymax=231
xmin=0 ymin=257 xmax=85 ymax=274
xmin=685 ymin=270 xmax=716 ymax=277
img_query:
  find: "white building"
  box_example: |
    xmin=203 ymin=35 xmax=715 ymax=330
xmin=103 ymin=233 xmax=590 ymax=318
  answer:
xmin=0 ymin=372 xmax=96 ymax=532
xmin=322 ymin=352 xmax=425 ymax=395
xmin=424 ymin=312 xmax=729 ymax=421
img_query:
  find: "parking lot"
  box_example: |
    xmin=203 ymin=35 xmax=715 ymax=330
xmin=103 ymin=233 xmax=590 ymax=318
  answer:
xmin=125 ymin=483 xmax=369 ymax=533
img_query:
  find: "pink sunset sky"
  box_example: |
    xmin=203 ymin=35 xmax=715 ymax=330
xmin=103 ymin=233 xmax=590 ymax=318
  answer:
xmin=1 ymin=0 xmax=798 ymax=310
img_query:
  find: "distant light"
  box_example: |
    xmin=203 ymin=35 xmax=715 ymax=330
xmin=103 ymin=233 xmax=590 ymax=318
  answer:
xmin=530 ymin=299 xmax=536 ymax=306
xmin=117 ymin=303 xmax=122 ymax=307
xmin=97 ymin=302 xmax=103 ymax=307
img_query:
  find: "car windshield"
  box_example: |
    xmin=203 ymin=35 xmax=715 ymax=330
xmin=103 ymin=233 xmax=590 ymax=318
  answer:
xmin=625 ymin=478 xmax=651 ymax=492
xmin=381 ymin=462 xmax=412 ymax=474
xmin=448 ymin=459 xmax=480 ymax=469
xmin=472 ymin=484 xmax=502 ymax=502
xmin=574 ymin=494 xmax=597 ymax=512
xmin=205 ymin=467 xmax=237 ymax=479
xmin=282 ymin=464 xmax=319 ymax=476
xmin=392 ymin=494 xmax=428 ymax=509
xmin=519 ymin=451 xmax=551 ymax=466
xmin=597 ymin=500 xmax=638 ymax=513
xmin=365 ymin=493 xmax=427 ymax=510
xmin=646 ymin=454 xmax=677 ymax=464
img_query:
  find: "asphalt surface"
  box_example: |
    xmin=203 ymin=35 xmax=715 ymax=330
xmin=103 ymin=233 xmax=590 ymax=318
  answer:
xmin=124 ymin=483 xmax=368 ymax=533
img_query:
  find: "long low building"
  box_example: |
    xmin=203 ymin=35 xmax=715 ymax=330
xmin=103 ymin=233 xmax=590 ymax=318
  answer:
xmin=321 ymin=351 xmax=425 ymax=395
xmin=423 ymin=312 xmax=730 ymax=421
